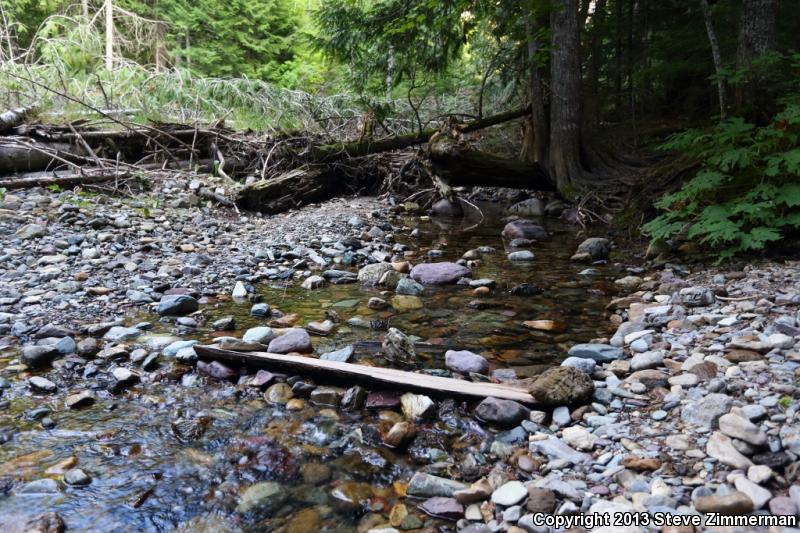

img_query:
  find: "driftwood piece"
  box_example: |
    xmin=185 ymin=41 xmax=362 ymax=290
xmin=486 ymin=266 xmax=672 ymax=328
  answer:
xmin=0 ymin=140 xmax=82 ymax=174
xmin=0 ymin=169 xmax=133 ymax=190
xmin=194 ymin=345 xmax=537 ymax=404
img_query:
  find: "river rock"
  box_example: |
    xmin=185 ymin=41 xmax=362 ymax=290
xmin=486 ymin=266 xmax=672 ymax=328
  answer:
xmin=562 ymin=425 xmax=597 ymax=450
xmin=396 ymin=277 xmax=424 ymax=296
xmin=681 ymin=393 xmax=732 ymax=428
xmin=236 ymin=482 xmax=288 ymax=514
xmin=419 ymin=497 xmax=464 ymax=520
xmin=694 ymin=491 xmax=753 ymax=514
xmin=401 ymin=393 xmax=435 ymax=420
xmin=382 ymin=328 xmax=416 ymax=365
xmin=320 ymin=345 xmax=353 ymax=362
xmin=501 ymin=220 xmax=548 ymax=240
xmin=719 ymin=413 xmax=767 ymax=446
xmin=407 ymin=472 xmax=467 ymax=497
xmin=358 ymin=263 xmax=395 ymax=286
xmin=383 ymin=421 xmax=416 ymax=447
xmin=508 ymin=250 xmax=535 ymax=261
xmin=630 ymin=350 xmax=664 ymax=371
xmin=301 ymin=275 xmax=325 ymax=290
xmin=529 ymin=435 xmax=592 ymax=464
xmin=474 ymin=397 xmax=530 ymax=427
xmin=528 ymin=366 xmax=594 ymax=405
xmin=197 ymin=360 xmax=238 ymax=381
xmin=22 ymin=345 xmax=60 ymax=368
xmin=66 ymin=391 xmax=94 ymax=409
xmin=29 ymin=376 xmax=57 ymax=392
xmin=575 ymin=237 xmax=611 ymax=260
xmin=707 ymin=431 xmax=753 ymax=469
xmin=491 ymin=481 xmax=528 ymax=506
xmin=103 ymin=326 xmax=141 ymax=342
xmin=157 ymin=294 xmax=198 ymax=316
xmin=265 ymin=383 xmax=294 ymax=404
xmin=242 ymin=326 xmax=275 ymax=344
xmin=410 ymin=262 xmax=471 ymax=285
xmin=679 ymin=287 xmax=715 ymax=307
xmin=560 ymin=356 xmax=596 ymax=374
xmin=64 ymin=468 xmax=91 ymax=486
xmin=431 ymin=198 xmax=464 ymax=217
xmin=507 ymin=197 xmax=544 ymax=217
xmin=391 ymin=295 xmax=423 ymax=311
xmin=733 ymin=476 xmax=772 ymax=509
xmin=445 ymin=350 xmax=489 ymax=374
xmin=567 ymin=343 xmax=623 ymax=362
xmin=16 ymin=223 xmax=46 ymax=239
xmin=268 ymin=328 xmax=312 ymax=354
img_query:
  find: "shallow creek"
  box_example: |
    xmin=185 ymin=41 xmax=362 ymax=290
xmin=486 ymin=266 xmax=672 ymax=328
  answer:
xmin=0 ymin=205 xmax=623 ymax=532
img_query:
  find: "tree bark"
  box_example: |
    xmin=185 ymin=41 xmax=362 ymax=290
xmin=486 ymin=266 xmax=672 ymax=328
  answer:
xmin=549 ymin=0 xmax=585 ymax=194
xmin=521 ymin=15 xmax=548 ymax=166
xmin=700 ymin=0 xmax=727 ymax=120
xmin=585 ymin=0 xmax=607 ymax=131
xmin=735 ymin=0 xmax=778 ymax=117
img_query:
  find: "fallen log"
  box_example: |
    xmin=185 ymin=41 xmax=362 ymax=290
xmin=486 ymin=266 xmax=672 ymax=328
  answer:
xmin=194 ymin=345 xmax=537 ymax=404
xmin=309 ymin=105 xmax=532 ymax=162
xmin=0 ymin=169 xmax=134 ymax=190
xmin=429 ymin=135 xmax=555 ymax=191
xmin=236 ymin=167 xmax=342 ymax=213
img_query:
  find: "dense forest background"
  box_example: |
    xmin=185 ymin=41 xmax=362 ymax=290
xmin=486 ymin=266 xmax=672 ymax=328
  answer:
xmin=1 ymin=0 xmax=799 ymax=259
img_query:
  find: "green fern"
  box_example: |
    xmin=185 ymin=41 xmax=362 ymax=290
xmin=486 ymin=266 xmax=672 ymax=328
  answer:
xmin=644 ymin=98 xmax=800 ymax=260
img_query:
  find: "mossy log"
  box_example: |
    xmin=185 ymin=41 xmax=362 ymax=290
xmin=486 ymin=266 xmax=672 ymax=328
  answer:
xmin=235 ymin=167 xmax=343 ymax=213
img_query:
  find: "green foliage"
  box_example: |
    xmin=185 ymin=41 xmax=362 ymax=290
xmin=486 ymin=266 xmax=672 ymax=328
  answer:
xmin=643 ymin=101 xmax=800 ymax=260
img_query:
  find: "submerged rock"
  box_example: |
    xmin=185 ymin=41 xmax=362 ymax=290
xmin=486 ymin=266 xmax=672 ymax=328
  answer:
xmin=501 ymin=220 xmax=548 ymax=240
xmin=407 ymin=472 xmax=467 ymax=497
xmin=431 ymin=198 xmax=464 ymax=217
xmin=236 ymin=482 xmax=288 ymax=515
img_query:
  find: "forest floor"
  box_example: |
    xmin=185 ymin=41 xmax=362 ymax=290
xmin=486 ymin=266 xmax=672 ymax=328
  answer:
xmin=0 ymin=183 xmax=798 ymax=532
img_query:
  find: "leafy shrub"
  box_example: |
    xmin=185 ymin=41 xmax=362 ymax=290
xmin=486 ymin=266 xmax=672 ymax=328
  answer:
xmin=643 ymin=102 xmax=800 ymax=260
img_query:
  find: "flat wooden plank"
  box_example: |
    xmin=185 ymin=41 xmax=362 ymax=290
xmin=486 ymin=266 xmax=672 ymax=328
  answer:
xmin=194 ymin=345 xmax=537 ymax=404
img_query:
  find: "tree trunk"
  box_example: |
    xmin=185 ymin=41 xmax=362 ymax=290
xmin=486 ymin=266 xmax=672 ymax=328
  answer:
xmin=549 ymin=0 xmax=585 ymax=194
xmin=521 ymin=16 xmax=549 ymax=166
xmin=700 ymin=0 xmax=727 ymax=120
xmin=585 ymin=0 xmax=607 ymax=132
xmin=735 ymin=0 xmax=778 ymax=118
xmin=105 ymin=0 xmax=114 ymax=70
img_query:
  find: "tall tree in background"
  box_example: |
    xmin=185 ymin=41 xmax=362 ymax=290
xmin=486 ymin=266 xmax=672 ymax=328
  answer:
xmin=700 ymin=0 xmax=726 ymax=119
xmin=735 ymin=0 xmax=778 ymax=118
xmin=548 ymin=0 xmax=585 ymax=192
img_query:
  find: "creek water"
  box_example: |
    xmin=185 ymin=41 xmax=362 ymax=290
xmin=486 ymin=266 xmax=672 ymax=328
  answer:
xmin=0 ymin=204 xmax=621 ymax=532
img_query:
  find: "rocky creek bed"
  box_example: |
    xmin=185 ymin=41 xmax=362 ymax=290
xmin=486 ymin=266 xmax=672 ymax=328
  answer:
xmin=0 ymin=183 xmax=799 ymax=532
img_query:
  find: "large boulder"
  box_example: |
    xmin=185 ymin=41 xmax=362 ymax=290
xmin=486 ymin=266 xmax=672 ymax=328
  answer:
xmin=528 ymin=366 xmax=594 ymax=405
xmin=267 ymin=328 xmax=313 ymax=354
xmin=506 ymin=198 xmax=544 ymax=217
xmin=501 ymin=220 xmax=548 ymax=240
xmin=410 ymin=263 xmax=471 ymax=285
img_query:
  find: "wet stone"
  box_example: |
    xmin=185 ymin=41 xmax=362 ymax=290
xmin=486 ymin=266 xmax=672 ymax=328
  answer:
xmin=418 ymin=497 xmax=463 ymax=520
xmin=64 ymin=468 xmax=91 ymax=486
